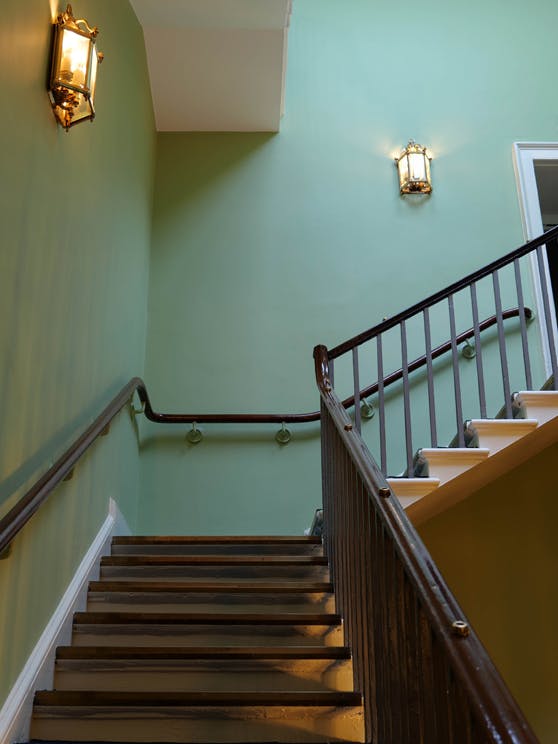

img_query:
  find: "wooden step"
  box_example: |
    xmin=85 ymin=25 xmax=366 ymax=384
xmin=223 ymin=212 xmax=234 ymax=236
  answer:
xmin=86 ymin=581 xmax=335 ymax=613
xmin=111 ymin=536 xmax=323 ymax=557
xmin=72 ymin=612 xmax=344 ymax=648
xmin=31 ymin=691 xmax=364 ymax=743
xmin=53 ymin=646 xmax=353 ymax=692
xmin=100 ymin=555 xmax=329 ymax=581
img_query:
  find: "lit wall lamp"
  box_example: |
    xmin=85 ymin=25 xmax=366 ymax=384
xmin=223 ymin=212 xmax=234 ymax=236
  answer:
xmin=49 ymin=4 xmax=103 ymax=131
xmin=395 ymin=140 xmax=432 ymax=194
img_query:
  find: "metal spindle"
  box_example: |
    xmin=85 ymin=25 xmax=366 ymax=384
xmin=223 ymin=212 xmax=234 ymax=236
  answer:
xmin=376 ymin=334 xmax=387 ymax=474
xmin=538 ymin=240 xmax=558 ymax=388
xmin=400 ymin=321 xmax=414 ymax=476
xmin=448 ymin=295 xmax=465 ymax=446
xmin=492 ymin=270 xmax=512 ymax=417
xmin=422 ymin=308 xmax=438 ymax=447
xmin=513 ymin=257 xmax=533 ymax=389
xmin=352 ymin=347 xmax=362 ymax=434
xmin=469 ymin=282 xmax=487 ymax=418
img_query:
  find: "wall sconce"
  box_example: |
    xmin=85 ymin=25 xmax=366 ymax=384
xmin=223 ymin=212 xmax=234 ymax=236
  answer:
xmin=395 ymin=140 xmax=432 ymax=194
xmin=49 ymin=4 xmax=103 ymax=130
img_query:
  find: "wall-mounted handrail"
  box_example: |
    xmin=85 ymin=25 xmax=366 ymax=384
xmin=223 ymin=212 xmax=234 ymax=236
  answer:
xmin=0 ymin=378 xmax=145 ymax=556
xmin=144 ymin=307 xmax=528 ymax=424
xmin=0 ymin=306 xmax=531 ymax=557
xmin=314 ymin=344 xmax=538 ymax=743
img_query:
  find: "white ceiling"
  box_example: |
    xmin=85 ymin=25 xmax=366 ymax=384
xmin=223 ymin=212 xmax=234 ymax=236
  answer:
xmin=130 ymin=0 xmax=292 ymax=132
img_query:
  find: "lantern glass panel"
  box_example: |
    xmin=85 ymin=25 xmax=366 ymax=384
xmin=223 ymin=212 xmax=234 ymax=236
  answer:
xmin=58 ymin=28 xmax=91 ymax=89
xmin=89 ymin=47 xmax=99 ymax=101
xmin=71 ymin=90 xmax=94 ymax=124
xmin=398 ymin=155 xmax=410 ymax=190
xmin=408 ymin=152 xmax=427 ymax=183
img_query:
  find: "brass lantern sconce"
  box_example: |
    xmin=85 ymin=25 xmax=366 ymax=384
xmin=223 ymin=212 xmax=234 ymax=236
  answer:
xmin=395 ymin=140 xmax=432 ymax=194
xmin=48 ymin=5 xmax=103 ymax=130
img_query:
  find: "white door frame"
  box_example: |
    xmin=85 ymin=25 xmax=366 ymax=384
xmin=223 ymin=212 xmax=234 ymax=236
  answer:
xmin=512 ymin=142 xmax=558 ymax=378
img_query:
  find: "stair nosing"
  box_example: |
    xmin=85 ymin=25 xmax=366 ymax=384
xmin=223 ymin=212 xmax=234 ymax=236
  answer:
xmin=34 ymin=690 xmax=362 ymax=707
xmin=102 ymin=556 xmax=328 ymax=566
xmin=73 ymin=611 xmax=342 ymax=625
xmin=112 ymin=536 xmax=322 ymax=545
xmin=88 ymin=581 xmax=334 ymax=594
xmin=56 ymin=645 xmax=351 ymax=660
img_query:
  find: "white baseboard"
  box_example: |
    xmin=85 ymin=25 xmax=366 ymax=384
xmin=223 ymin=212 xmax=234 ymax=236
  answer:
xmin=0 ymin=498 xmax=129 ymax=744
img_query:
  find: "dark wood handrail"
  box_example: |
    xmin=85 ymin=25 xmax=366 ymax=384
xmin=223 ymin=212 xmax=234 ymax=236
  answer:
xmin=328 ymin=223 xmax=558 ymax=359
xmin=313 ymin=344 xmax=538 ymax=742
xmin=0 ymin=307 xmax=529 ymax=557
xmin=0 ymin=378 xmax=145 ymax=556
xmin=143 ymin=306 xmax=529 ymax=422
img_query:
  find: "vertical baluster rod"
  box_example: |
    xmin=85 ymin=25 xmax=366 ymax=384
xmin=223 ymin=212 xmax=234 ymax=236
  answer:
xmin=513 ymin=258 xmax=533 ymax=390
xmin=423 ymin=308 xmax=438 ymax=448
xmin=400 ymin=321 xmax=414 ymax=476
xmin=469 ymin=282 xmax=487 ymax=419
xmin=448 ymin=294 xmax=465 ymax=446
xmin=352 ymin=347 xmax=362 ymax=434
xmin=537 ymin=241 xmax=558 ymax=389
xmin=492 ymin=270 xmax=512 ymax=417
xmin=376 ymin=334 xmax=387 ymax=475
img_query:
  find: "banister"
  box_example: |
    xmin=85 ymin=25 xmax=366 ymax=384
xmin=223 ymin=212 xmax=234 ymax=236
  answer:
xmin=0 ymin=307 xmax=529 ymax=557
xmin=314 ymin=343 xmax=538 ymax=742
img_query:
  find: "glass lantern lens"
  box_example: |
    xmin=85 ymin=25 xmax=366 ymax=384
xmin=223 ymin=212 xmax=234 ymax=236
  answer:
xmin=398 ymin=155 xmax=410 ymax=189
xmin=59 ymin=29 xmax=90 ymax=88
xmin=89 ymin=48 xmax=99 ymax=101
xmin=409 ymin=152 xmax=426 ymax=182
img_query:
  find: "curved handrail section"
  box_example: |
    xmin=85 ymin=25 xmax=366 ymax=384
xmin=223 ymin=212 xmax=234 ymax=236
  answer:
xmin=0 ymin=306 xmax=532 ymax=557
xmin=142 ymin=306 xmax=529 ymax=423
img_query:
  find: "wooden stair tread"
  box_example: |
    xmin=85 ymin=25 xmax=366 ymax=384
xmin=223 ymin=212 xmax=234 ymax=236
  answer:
xmin=112 ymin=536 xmax=322 ymax=545
xmin=74 ymin=611 xmax=342 ymax=625
xmin=34 ymin=690 xmax=362 ymax=707
xmin=56 ymin=646 xmax=351 ymax=660
xmin=102 ymin=555 xmax=328 ymax=566
xmin=88 ymin=581 xmax=333 ymax=593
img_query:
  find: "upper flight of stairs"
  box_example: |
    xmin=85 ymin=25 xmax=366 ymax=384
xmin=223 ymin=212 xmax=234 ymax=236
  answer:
xmin=30 ymin=536 xmax=364 ymax=744
xmin=388 ymin=390 xmax=558 ymax=523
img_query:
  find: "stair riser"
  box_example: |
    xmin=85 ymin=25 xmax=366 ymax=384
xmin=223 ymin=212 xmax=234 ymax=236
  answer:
xmin=31 ymin=704 xmax=364 ymax=743
xmin=100 ymin=565 xmax=330 ymax=581
xmin=87 ymin=593 xmax=336 ymax=613
xmin=111 ymin=544 xmax=324 ymax=557
xmin=54 ymin=659 xmax=354 ymax=692
xmin=72 ymin=624 xmax=345 ymax=647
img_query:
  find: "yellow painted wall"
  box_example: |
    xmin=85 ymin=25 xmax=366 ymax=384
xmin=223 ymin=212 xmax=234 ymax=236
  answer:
xmin=420 ymin=443 xmax=558 ymax=742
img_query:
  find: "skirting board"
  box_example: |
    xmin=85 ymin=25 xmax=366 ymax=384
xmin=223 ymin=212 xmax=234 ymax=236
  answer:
xmin=0 ymin=498 xmax=130 ymax=744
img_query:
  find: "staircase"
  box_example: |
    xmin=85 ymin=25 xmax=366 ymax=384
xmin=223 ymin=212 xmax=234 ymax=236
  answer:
xmin=30 ymin=536 xmax=364 ymax=744
xmin=386 ymin=390 xmax=558 ymax=523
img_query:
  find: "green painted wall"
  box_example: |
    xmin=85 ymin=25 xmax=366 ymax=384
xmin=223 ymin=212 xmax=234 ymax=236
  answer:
xmin=0 ymin=0 xmax=155 ymax=706
xmin=420 ymin=443 xmax=558 ymax=743
xmin=140 ymin=0 xmax=558 ymax=532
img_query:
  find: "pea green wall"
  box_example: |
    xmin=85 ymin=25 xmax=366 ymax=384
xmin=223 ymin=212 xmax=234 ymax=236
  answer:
xmin=0 ymin=0 xmax=155 ymax=706
xmin=140 ymin=0 xmax=558 ymax=532
xmin=419 ymin=443 xmax=558 ymax=743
